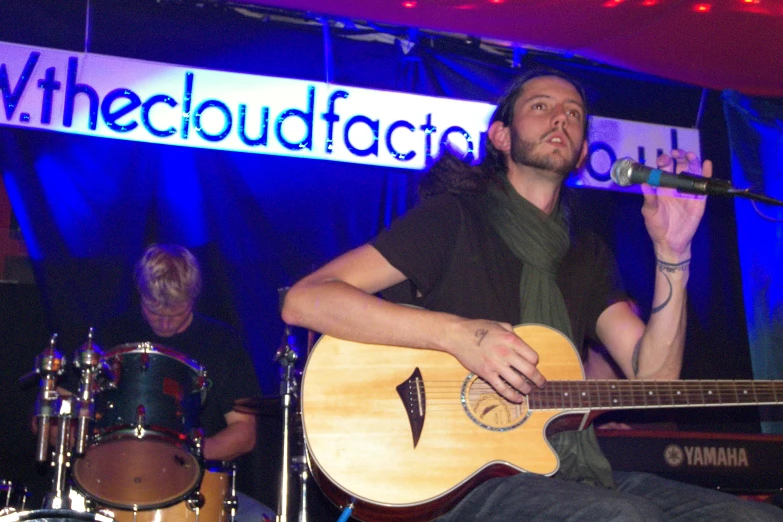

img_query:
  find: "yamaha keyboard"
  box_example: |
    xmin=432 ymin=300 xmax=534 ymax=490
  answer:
xmin=597 ymin=429 xmax=783 ymax=494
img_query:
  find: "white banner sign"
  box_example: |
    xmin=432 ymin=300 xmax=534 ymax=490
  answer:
xmin=0 ymin=41 xmax=699 ymax=190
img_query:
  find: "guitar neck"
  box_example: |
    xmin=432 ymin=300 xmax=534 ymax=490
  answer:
xmin=530 ymin=380 xmax=783 ymax=411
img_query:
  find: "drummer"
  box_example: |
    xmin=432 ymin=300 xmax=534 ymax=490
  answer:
xmin=97 ymin=244 xmax=264 ymax=516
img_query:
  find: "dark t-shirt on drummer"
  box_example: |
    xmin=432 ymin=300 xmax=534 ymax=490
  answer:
xmin=92 ymin=310 xmax=261 ymax=439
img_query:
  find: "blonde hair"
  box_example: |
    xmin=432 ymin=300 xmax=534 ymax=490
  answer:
xmin=134 ymin=244 xmax=202 ymax=308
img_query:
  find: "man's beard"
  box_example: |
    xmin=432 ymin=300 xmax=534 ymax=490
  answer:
xmin=509 ymin=127 xmax=580 ymax=177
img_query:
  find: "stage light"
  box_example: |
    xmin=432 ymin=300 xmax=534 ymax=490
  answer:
xmin=402 ymin=1 xmax=417 ymax=7
xmin=693 ymin=3 xmax=712 ymax=12
xmin=602 ymin=0 xmax=624 ymax=8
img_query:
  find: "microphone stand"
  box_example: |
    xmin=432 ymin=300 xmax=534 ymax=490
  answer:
xmin=728 ymin=188 xmax=783 ymax=207
xmin=275 ymin=324 xmax=301 ymax=522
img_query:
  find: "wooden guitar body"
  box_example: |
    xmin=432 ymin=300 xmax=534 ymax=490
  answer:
xmin=301 ymin=324 xmax=584 ymax=521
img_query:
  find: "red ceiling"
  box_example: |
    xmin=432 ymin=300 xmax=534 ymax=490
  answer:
xmin=238 ymin=0 xmax=783 ymax=98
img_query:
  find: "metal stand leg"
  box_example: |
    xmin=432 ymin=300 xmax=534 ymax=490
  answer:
xmin=275 ymin=325 xmax=299 ymax=522
xmin=291 ymin=416 xmax=309 ymax=522
xmin=276 ymin=288 xmax=310 ymax=522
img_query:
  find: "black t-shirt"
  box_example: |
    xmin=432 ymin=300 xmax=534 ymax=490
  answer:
xmin=375 ymin=192 xmax=627 ymax=358
xmin=93 ymin=311 xmax=261 ymax=437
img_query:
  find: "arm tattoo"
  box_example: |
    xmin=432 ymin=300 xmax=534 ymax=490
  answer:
xmin=474 ymin=328 xmax=488 ymax=346
xmin=631 ymin=338 xmax=642 ymax=377
xmin=651 ymin=258 xmax=690 ymax=314
xmin=657 ymin=258 xmax=691 ymax=273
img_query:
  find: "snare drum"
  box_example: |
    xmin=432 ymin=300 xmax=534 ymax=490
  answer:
xmin=72 ymin=343 xmax=208 ymax=510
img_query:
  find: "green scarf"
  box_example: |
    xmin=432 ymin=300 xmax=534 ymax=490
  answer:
xmin=484 ymin=176 xmax=615 ymax=489
xmin=484 ymin=176 xmax=573 ymax=342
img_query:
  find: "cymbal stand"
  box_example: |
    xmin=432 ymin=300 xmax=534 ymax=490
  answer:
xmin=275 ymin=324 xmax=306 ymax=522
xmin=290 ymin=420 xmax=309 ymax=522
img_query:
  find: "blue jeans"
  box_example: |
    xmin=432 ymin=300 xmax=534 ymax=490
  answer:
xmin=436 ymin=471 xmax=783 ymax=521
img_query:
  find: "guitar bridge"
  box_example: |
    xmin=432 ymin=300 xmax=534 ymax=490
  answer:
xmin=396 ymin=367 xmax=425 ymax=448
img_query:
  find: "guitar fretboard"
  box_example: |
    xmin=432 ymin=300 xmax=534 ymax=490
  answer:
xmin=528 ymin=380 xmax=783 ymax=410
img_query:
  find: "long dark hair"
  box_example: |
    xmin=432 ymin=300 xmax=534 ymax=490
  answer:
xmin=419 ymin=68 xmax=589 ymax=201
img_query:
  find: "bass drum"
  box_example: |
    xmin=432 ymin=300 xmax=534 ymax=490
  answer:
xmin=102 ymin=464 xmax=233 ymax=522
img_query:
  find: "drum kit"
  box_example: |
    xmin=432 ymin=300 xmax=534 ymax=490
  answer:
xmin=0 ymin=327 xmax=286 ymax=522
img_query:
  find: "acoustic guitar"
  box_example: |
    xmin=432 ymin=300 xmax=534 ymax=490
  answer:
xmin=300 ymin=324 xmax=782 ymax=522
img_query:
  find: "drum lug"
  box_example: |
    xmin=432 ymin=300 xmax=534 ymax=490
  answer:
xmin=197 ymin=371 xmax=209 ymax=405
xmin=135 ymin=405 xmax=147 ymax=438
xmin=191 ymin=428 xmax=204 ymax=458
xmin=96 ymin=507 xmax=117 ymax=519
xmin=107 ymin=356 xmax=122 ymax=389
xmin=186 ymin=490 xmax=206 ymax=512
xmin=223 ymin=493 xmax=238 ymax=517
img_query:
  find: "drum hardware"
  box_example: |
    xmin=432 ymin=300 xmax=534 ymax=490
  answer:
xmin=289 ymin=449 xmax=309 ymax=522
xmin=73 ymin=329 xmax=102 ymax=456
xmin=184 ymin=489 xmax=206 ymax=513
xmin=190 ymin=428 xmax=205 ymax=459
xmin=43 ymin=396 xmax=76 ymax=510
xmin=9 ymin=330 xmax=116 ymax=522
xmin=134 ymin=406 xmax=146 ymax=438
xmin=224 ymin=462 xmax=238 ymax=520
xmin=28 ymin=333 xmax=77 ymax=511
xmin=0 ymin=508 xmax=116 ymax=521
xmin=33 ymin=334 xmax=65 ymax=464
xmin=0 ymin=481 xmax=31 ymax=515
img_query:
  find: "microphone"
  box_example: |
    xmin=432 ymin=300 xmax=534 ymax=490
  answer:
xmin=610 ymin=157 xmax=733 ymax=195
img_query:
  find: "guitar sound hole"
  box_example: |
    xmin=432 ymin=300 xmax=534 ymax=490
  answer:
xmin=461 ymin=374 xmax=530 ymax=431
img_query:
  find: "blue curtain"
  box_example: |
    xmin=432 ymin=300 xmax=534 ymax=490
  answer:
xmin=723 ymin=91 xmax=783 ymax=433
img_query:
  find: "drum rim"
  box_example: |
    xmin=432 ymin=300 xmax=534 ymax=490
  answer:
xmin=71 ymin=437 xmax=203 ymax=511
xmin=75 ymin=427 xmax=200 ymax=446
xmin=104 ymin=342 xmax=205 ymax=373
xmin=0 ymin=509 xmax=116 ymax=521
